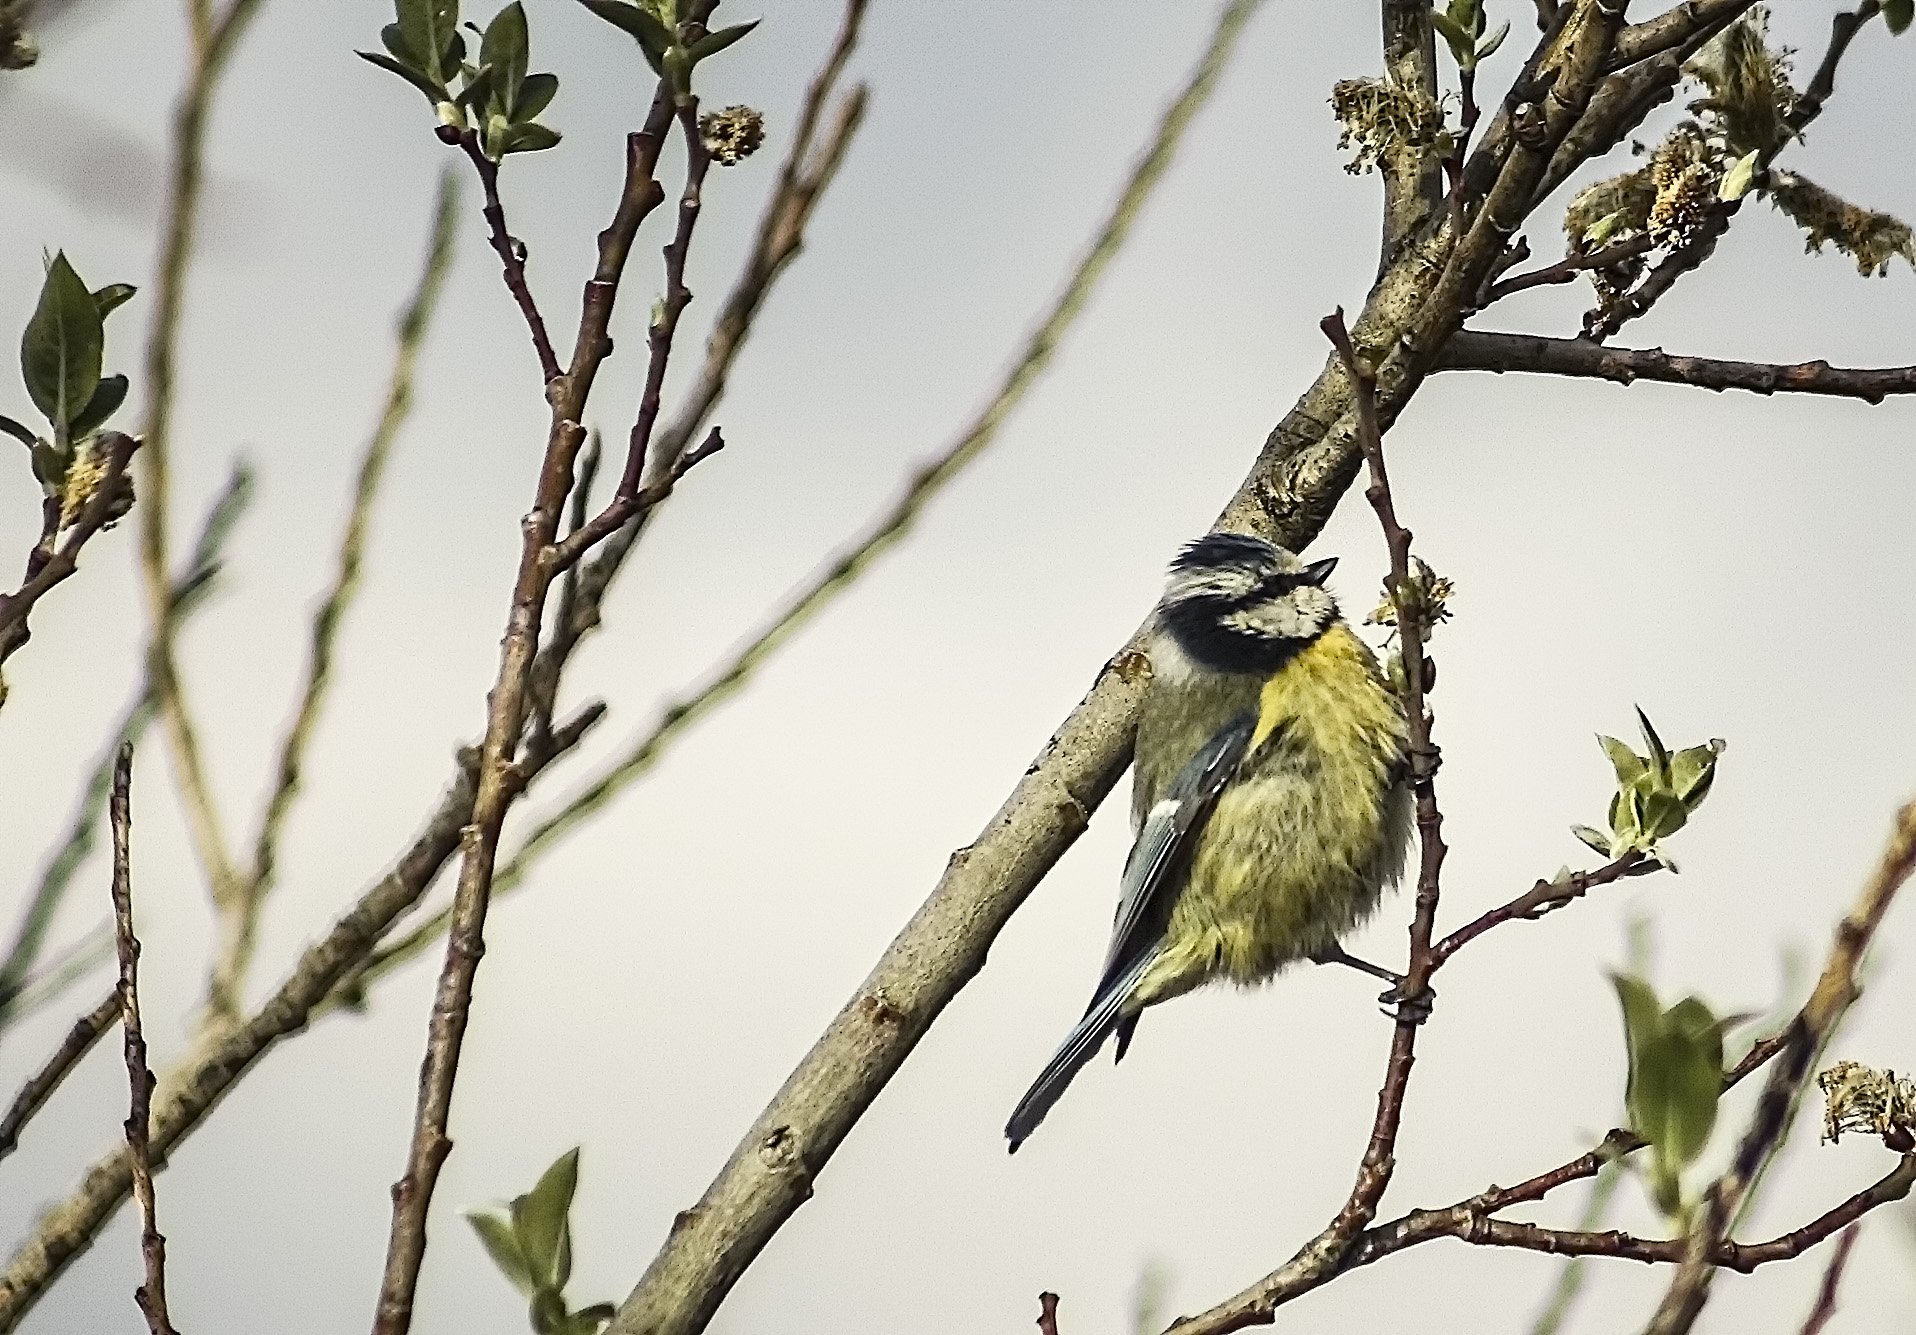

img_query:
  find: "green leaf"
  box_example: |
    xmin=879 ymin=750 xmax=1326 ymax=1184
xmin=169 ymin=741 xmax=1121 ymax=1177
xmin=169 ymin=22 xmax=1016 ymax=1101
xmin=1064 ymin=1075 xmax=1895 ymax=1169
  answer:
xmin=529 ymin=1288 xmax=569 ymax=1335
xmin=500 ymin=122 xmax=562 ymax=154
xmin=515 ymin=72 xmax=559 ymax=122
xmin=481 ymin=2 xmax=529 ymax=120
xmin=1475 ymin=19 xmax=1509 ymax=61
xmin=381 ymin=21 xmax=422 ymax=66
xmin=91 ymin=283 xmax=136 ymax=321
xmin=1571 ymin=824 xmax=1612 ymax=857
xmin=30 ymin=438 xmax=67 ymax=492
xmin=1597 ymin=735 xmax=1647 ymax=787
xmin=467 ymin=1208 xmax=536 ymax=1296
xmin=1671 ymin=739 xmax=1725 ymax=807
xmin=687 ymin=19 xmax=757 ymax=63
xmin=1885 ymin=0 xmax=1912 ymax=35
xmin=1636 ymin=707 xmax=1670 ymax=785
xmin=1430 ymin=10 xmax=1472 ymax=59
xmin=0 ymin=414 xmax=37 ymax=448
xmin=1719 ymin=149 xmax=1761 ymax=202
xmin=513 ymin=1148 xmax=580 ymax=1292
xmin=398 ymin=0 xmax=460 ymax=84
xmin=577 ymin=0 xmax=673 ymax=71
xmin=21 ymin=252 xmax=105 ymax=436
xmin=573 ymin=1303 xmax=616 ymax=1328
xmin=68 ymin=373 xmax=128 ymax=438
xmin=460 ymin=62 xmax=497 ymax=117
xmin=1613 ymin=972 xmax=1664 ymax=1135
xmin=1639 ymin=788 xmax=1688 ymax=842
xmin=1657 ymin=999 xmax=1726 ymax=1169
xmin=358 ymin=49 xmax=449 ymax=103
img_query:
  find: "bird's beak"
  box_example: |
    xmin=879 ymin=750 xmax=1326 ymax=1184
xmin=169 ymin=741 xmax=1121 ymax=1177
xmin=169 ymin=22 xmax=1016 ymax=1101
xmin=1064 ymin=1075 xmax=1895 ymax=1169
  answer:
xmin=1302 ymin=556 xmax=1338 ymax=586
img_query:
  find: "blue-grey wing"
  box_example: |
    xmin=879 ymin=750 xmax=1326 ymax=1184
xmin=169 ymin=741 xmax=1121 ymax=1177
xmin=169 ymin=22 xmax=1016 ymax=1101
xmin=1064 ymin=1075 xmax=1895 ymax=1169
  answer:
xmin=1004 ymin=712 xmax=1258 ymax=1151
xmin=1093 ymin=711 xmax=1258 ymax=1002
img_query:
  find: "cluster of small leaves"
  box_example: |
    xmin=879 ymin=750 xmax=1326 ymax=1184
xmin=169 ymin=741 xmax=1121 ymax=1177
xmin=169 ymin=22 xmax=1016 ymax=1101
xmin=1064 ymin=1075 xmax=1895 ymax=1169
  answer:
xmin=1329 ymin=77 xmax=1447 ymax=176
xmin=359 ymin=1 xmax=561 ymax=159
xmin=1819 ymin=1061 xmax=1916 ymax=1151
xmin=466 ymin=1149 xmax=616 ymax=1335
xmin=1365 ymin=556 xmax=1453 ymax=635
xmin=0 ymin=0 xmax=36 ymax=70
xmin=575 ymin=0 xmax=757 ymax=97
xmin=1564 ymin=6 xmax=1913 ymax=299
xmin=1572 ymin=709 xmax=1723 ymax=868
xmin=1685 ymin=6 xmax=1797 ymax=160
xmin=0 ymin=253 xmax=136 ymax=522
xmin=1770 ymin=169 xmax=1916 ymax=277
xmin=1429 ymin=0 xmax=1507 ymax=75
xmin=699 ymin=104 xmax=765 ymax=166
xmin=1613 ymin=973 xmax=1734 ymax=1223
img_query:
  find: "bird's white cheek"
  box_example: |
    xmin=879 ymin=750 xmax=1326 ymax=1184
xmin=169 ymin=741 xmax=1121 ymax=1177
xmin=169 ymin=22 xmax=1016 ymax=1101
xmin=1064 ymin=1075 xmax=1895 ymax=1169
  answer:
xmin=1145 ymin=632 xmax=1201 ymax=686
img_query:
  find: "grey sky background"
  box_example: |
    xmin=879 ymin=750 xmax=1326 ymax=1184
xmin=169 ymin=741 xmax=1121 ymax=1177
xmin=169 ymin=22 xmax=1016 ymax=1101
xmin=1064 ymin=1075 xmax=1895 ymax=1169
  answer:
xmin=2 ymin=2 xmax=1914 ymax=1332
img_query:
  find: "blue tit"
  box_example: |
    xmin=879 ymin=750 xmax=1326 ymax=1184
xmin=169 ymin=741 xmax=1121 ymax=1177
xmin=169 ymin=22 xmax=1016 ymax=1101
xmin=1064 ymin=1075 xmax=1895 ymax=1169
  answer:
xmin=1005 ymin=533 xmax=1412 ymax=1151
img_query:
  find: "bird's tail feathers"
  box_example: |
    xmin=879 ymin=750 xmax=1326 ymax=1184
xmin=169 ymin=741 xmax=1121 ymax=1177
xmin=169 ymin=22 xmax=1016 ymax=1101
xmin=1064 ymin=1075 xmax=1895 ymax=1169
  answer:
xmin=1005 ymin=952 xmax=1154 ymax=1152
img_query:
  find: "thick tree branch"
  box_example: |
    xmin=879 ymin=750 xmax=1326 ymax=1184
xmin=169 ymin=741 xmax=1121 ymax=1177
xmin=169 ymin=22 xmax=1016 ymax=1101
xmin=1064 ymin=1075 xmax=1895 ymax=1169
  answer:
xmin=1380 ymin=0 xmax=1442 ymax=257
xmin=108 ymin=746 xmax=177 ymax=1335
xmin=1609 ymin=1 xmax=1756 ymax=69
xmin=1439 ymin=329 xmax=1916 ymax=402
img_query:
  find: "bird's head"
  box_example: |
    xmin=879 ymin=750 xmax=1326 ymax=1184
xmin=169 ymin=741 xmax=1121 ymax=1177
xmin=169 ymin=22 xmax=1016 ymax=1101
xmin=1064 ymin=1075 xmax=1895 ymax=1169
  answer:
xmin=1156 ymin=533 xmax=1341 ymax=674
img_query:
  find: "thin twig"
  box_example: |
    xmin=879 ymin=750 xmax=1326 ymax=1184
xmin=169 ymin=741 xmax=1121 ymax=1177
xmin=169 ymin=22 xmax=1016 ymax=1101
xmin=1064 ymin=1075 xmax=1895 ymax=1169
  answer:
xmin=1484 ymin=233 xmax=1656 ymax=302
xmin=109 ymin=745 xmax=177 ymax=1335
xmin=1642 ymin=799 xmax=1916 ymax=1335
xmin=0 ymin=705 xmax=605 ymax=1330
xmin=0 ymin=991 xmax=119 ymax=1164
xmin=1798 ymin=1222 xmax=1861 ymax=1335
xmin=1440 ymin=330 xmax=1916 ymax=402
xmin=527 ymin=0 xmax=871 ymax=737
xmin=0 ymin=462 xmax=251 ymax=1035
xmin=207 ymin=168 xmax=462 ymax=1026
xmin=373 ymin=26 xmax=697 ymax=1326
xmin=442 ymin=128 xmax=560 ymax=383
xmin=1036 ymin=1292 xmax=1062 ymax=1335
xmin=0 ymin=432 xmax=140 ymax=675
xmin=136 ymin=0 xmax=270 ymax=937
xmin=1431 ymin=852 xmax=1657 ymax=968
xmin=1317 ymin=304 xmax=1446 ymax=1246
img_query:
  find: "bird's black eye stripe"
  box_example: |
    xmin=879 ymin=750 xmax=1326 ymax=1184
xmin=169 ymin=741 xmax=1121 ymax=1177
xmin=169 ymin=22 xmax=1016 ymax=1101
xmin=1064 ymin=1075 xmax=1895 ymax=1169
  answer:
xmin=1247 ymin=569 xmax=1308 ymax=603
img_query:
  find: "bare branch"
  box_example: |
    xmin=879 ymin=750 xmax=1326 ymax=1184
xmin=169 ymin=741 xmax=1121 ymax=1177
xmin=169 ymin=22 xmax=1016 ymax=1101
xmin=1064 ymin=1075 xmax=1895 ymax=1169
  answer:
xmin=135 ymin=0 xmax=270 ymax=933
xmin=373 ymin=25 xmax=701 ymax=1322
xmin=0 ymin=991 xmax=118 ymax=1164
xmin=109 ymin=745 xmax=177 ymax=1335
xmin=1610 ymin=1 xmax=1757 ymax=69
xmin=1642 ymin=799 xmax=1916 ymax=1335
xmin=526 ymin=0 xmax=873 ymax=738
xmin=1430 ymin=853 xmax=1657 ymax=967
xmin=1441 ymin=329 xmax=1916 ymax=403
xmin=0 ymin=707 xmax=603 ymax=1330
xmin=1798 ymin=1224 xmax=1862 ymax=1335
xmin=442 ymin=128 xmax=560 ymax=383
xmin=0 ymin=462 xmax=251 ymax=1035
xmin=209 ymin=169 xmax=462 ymax=1023
xmin=1037 ymin=1292 xmax=1062 ymax=1335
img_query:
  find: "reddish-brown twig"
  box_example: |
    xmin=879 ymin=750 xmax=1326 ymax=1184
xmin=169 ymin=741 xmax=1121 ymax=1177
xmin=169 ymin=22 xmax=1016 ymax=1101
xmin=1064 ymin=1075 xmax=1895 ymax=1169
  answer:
xmin=1483 ymin=233 xmax=1656 ymax=302
xmin=1799 ymin=1223 xmax=1862 ymax=1335
xmin=1431 ymin=853 xmax=1656 ymax=967
xmin=109 ymin=745 xmax=177 ymax=1335
xmin=1036 ymin=1291 xmax=1062 ymax=1335
xmin=1440 ymin=330 xmax=1916 ymax=403
xmin=441 ymin=127 xmax=561 ymax=384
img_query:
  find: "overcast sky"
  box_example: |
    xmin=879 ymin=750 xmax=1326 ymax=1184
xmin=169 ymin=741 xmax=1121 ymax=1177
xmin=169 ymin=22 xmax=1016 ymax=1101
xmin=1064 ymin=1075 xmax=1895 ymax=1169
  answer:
xmin=2 ymin=2 xmax=1915 ymax=1333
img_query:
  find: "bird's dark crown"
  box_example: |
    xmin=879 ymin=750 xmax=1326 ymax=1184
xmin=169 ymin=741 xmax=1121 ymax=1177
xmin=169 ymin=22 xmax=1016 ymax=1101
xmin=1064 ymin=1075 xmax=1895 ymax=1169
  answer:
xmin=1157 ymin=533 xmax=1340 ymax=674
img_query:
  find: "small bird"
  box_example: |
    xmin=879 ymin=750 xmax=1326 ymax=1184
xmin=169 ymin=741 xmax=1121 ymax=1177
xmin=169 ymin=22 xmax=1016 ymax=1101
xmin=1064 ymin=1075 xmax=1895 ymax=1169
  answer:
xmin=1005 ymin=532 xmax=1412 ymax=1151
